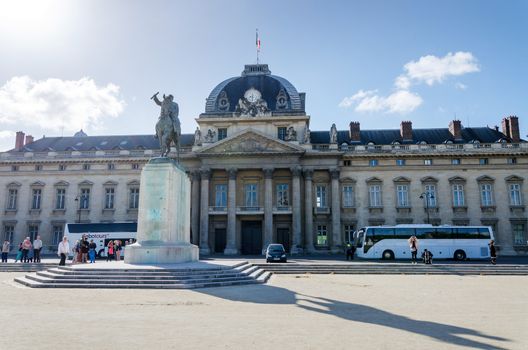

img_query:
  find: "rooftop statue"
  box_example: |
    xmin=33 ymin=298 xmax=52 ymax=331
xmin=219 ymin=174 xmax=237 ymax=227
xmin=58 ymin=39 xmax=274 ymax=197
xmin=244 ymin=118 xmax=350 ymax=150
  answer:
xmin=152 ymin=92 xmax=181 ymax=160
xmin=330 ymin=123 xmax=338 ymax=144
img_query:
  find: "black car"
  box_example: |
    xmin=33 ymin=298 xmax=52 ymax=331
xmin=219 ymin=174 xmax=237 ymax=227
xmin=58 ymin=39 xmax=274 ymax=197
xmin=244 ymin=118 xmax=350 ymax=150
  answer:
xmin=265 ymin=244 xmax=287 ymax=263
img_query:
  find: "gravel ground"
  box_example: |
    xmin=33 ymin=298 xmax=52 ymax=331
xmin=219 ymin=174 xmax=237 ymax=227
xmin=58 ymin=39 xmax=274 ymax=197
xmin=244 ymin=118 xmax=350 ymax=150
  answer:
xmin=1 ymin=272 xmax=526 ymax=350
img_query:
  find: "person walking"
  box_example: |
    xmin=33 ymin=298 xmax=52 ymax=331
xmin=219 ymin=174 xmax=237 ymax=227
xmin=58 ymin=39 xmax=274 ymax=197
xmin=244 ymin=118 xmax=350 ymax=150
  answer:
xmin=1 ymin=240 xmax=10 ymax=263
xmin=408 ymin=235 xmax=419 ymax=264
xmin=106 ymin=241 xmax=114 ymax=262
xmin=57 ymin=236 xmax=70 ymax=266
xmin=489 ymin=240 xmax=497 ymax=265
xmin=21 ymin=237 xmax=32 ymax=263
xmin=80 ymin=235 xmax=89 ymax=263
xmin=15 ymin=243 xmax=23 ymax=262
xmin=88 ymin=239 xmax=97 ymax=263
xmin=33 ymin=235 xmax=43 ymax=263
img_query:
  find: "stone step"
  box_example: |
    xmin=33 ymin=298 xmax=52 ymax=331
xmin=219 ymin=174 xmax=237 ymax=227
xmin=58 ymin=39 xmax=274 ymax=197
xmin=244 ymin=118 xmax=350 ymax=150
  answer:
xmin=56 ymin=261 xmax=248 ymax=273
xmin=35 ymin=270 xmax=253 ymax=281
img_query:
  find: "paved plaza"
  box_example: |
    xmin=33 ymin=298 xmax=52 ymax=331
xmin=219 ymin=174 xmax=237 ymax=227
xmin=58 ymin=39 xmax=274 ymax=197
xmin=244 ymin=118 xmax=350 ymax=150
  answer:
xmin=2 ymin=272 xmax=527 ymax=349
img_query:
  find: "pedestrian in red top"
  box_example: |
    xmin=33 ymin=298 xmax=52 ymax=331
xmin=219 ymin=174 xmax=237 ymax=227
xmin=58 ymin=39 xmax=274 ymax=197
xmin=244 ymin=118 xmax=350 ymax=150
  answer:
xmin=106 ymin=241 xmax=115 ymax=262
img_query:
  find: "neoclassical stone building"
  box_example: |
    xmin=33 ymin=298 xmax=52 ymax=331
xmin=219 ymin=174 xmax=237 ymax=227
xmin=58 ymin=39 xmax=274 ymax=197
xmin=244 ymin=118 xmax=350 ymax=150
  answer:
xmin=1 ymin=63 xmax=527 ymax=255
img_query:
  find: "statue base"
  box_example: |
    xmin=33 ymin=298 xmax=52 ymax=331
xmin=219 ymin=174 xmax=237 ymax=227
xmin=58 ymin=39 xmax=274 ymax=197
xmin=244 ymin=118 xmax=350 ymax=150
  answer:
xmin=125 ymin=242 xmax=198 ymax=264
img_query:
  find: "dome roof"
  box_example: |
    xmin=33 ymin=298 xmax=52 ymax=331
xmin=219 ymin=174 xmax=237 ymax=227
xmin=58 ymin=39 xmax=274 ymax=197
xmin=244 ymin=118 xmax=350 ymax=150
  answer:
xmin=204 ymin=64 xmax=305 ymax=115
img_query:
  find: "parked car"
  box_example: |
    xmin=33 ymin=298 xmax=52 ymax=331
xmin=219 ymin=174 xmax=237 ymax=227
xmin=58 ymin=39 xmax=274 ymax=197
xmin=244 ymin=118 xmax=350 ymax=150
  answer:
xmin=266 ymin=244 xmax=287 ymax=263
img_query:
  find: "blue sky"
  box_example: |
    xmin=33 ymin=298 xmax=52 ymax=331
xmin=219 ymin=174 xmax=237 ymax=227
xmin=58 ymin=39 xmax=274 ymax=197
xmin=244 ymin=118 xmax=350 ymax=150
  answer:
xmin=0 ymin=0 xmax=527 ymax=151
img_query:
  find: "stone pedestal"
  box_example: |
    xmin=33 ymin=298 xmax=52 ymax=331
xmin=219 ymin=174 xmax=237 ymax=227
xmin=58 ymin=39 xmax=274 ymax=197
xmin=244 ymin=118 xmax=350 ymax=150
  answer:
xmin=125 ymin=158 xmax=199 ymax=264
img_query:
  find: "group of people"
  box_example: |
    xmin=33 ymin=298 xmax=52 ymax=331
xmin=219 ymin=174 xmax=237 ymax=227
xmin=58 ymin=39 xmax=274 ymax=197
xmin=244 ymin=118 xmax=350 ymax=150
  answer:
xmin=1 ymin=236 xmax=43 ymax=263
xmin=105 ymin=239 xmax=124 ymax=262
xmin=56 ymin=236 xmax=131 ymax=266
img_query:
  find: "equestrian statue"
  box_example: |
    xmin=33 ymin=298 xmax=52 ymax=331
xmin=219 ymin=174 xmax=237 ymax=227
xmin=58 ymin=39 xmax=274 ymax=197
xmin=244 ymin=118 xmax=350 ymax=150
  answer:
xmin=152 ymin=92 xmax=181 ymax=160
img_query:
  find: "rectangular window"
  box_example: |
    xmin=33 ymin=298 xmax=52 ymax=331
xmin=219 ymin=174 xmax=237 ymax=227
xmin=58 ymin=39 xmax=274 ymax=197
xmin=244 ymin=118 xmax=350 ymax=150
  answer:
xmin=343 ymin=160 xmax=351 ymax=167
xmin=479 ymin=158 xmax=489 ymax=165
xmin=107 ymin=163 xmax=115 ymax=170
xmin=480 ymin=184 xmax=493 ymax=206
xmin=369 ymin=159 xmax=378 ymax=167
xmin=396 ymin=159 xmax=405 ymax=166
xmin=344 ymin=224 xmax=355 ymax=243
xmin=35 ymin=164 xmax=42 ymax=171
xmin=11 ymin=165 xmax=19 ymax=172
xmin=214 ymin=184 xmax=227 ymax=208
xmin=131 ymin=163 xmax=139 ymax=170
xmin=509 ymin=184 xmax=522 ymax=206
xmin=508 ymin=158 xmax=517 ymax=165
xmin=276 ymin=183 xmax=289 ymax=207
xmin=28 ymin=224 xmax=38 ymax=241
xmin=104 ymin=188 xmax=115 ymax=209
xmin=369 ymin=185 xmax=382 ymax=207
xmin=55 ymin=188 xmax=66 ymax=210
xmin=80 ymin=188 xmax=90 ymax=209
xmin=31 ymin=189 xmax=42 ymax=210
xmin=316 ymin=225 xmax=328 ymax=246
xmin=217 ymin=128 xmax=228 ymax=141
xmin=277 ymin=127 xmax=287 ymax=141
xmin=7 ymin=189 xmax=18 ymax=210
xmin=316 ymin=185 xmax=327 ymax=208
xmin=396 ymin=185 xmax=409 ymax=207
xmin=59 ymin=164 xmax=66 ymax=171
xmin=424 ymin=159 xmax=432 ymax=166
xmin=245 ymin=184 xmax=258 ymax=207
xmin=451 ymin=159 xmax=461 ymax=165
xmin=129 ymin=188 xmax=140 ymax=209
xmin=452 ymin=184 xmax=465 ymax=207
xmin=342 ymin=185 xmax=354 ymax=207
xmin=52 ymin=225 xmax=64 ymax=245
xmin=83 ymin=163 xmax=90 ymax=171
xmin=4 ymin=225 xmax=14 ymax=243
xmin=512 ymin=223 xmax=526 ymax=245
xmin=424 ymin=185 xmax=437 ymax=207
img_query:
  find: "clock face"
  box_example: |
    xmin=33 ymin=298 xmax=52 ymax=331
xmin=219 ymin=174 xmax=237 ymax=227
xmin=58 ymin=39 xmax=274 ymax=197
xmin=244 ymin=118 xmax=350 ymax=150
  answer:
xmin=244 ymin=88 xmax=261 ymax=103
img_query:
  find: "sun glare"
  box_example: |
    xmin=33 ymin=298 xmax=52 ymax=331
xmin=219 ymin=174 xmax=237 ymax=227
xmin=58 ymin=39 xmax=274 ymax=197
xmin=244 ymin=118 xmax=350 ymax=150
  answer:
xmin=0 ymin=0 xmax=65 ymax=33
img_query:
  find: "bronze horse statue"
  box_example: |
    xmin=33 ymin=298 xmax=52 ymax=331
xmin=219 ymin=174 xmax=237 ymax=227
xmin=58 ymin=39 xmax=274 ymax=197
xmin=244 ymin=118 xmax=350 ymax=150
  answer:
xmin=152 ymin=92 xmax=181 ymax=160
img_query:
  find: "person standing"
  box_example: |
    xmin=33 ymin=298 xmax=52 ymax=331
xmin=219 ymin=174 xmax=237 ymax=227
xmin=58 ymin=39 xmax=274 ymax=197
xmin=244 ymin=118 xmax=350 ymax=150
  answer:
xmin=115 ymin=240 xmax=122 ymax=261
xmin=408 ymin=235 xmax=419 ymax=264
xmin=80 ymin=235 xmax=89 ymax=263
xmin=489 ymin=240 xmax=497 ymax=265
xmin=33 ymin=235 xmax=43 ymax=263
xmin=21 ymin=237 xmax=32 ymax=263
xmin=106 ymin=241 xmax=114 ymax=262
xmin=57 ymin=236 xmax=70 ymax=266
xmin=1 ymin=240 xmax=10 ymax=263
xmin=15 ymin=243 xmax=23 ymax=262
xmin=88 ymin=239 xmax=97 ymax=263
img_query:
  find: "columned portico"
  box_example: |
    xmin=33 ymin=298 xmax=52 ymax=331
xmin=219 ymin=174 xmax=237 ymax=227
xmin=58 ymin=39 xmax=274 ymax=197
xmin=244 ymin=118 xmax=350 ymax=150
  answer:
xmin=291 ymin=166 xmax=302 ymax=253
xmin=190 ymin=170 xmax=200 ymax=246
xmin=303 ymin=169 xmax=315 ymax=253
xmin=199 ymin=168 xmax=211 ymax=255
xmin=330 ymin=168 xmax=341 ymax=252
xmin=262 ymin=168 xmax=274 ymax=253
xmin=224 ymin=168 xmax=238 ymax=254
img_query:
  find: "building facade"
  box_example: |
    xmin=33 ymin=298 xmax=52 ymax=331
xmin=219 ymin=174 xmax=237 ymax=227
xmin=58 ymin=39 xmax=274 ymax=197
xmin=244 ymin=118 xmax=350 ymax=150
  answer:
xmin=1 ymin=64 xmax=527 ymax=255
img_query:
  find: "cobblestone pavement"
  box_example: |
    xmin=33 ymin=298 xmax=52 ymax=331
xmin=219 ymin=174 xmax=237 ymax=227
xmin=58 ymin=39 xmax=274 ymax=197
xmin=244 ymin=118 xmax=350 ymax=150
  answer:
xmin=1 ymin=272 xmax=526 ymax=350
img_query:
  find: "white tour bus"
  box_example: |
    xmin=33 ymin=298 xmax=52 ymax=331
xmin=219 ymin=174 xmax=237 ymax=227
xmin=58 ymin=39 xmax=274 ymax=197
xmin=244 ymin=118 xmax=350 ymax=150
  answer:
xmin=354 ymin=224 xmax=494 ymax=260
xmin=64 ymin=222 xmax=137 ymax=258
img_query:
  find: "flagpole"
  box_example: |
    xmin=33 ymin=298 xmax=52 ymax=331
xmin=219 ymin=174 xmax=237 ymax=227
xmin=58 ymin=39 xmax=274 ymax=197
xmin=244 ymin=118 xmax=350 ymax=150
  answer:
xmin=256 ymin=28 xmax=259 ymax=64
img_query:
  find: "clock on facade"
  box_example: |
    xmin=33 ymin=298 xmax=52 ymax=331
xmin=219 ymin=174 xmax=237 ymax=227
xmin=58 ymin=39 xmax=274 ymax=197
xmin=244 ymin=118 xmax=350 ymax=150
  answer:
xmin=244 ymin=88 xmax=261 ymax=103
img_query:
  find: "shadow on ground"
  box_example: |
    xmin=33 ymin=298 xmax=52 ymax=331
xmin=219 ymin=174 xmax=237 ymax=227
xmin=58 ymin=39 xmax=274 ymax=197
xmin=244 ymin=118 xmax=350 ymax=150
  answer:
xmin=198 ymin=282 xmax=509 ymax=350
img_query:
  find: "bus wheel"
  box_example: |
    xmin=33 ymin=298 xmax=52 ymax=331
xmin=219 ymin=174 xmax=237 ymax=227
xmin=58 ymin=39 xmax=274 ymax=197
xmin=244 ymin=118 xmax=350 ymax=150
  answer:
xmin=97 ymin=249 xmax=105 ymax=258
xmin=454 ymin=250 xmax=466 ymax=261
xmin=382 ymin=250 xmax=395 ymax=260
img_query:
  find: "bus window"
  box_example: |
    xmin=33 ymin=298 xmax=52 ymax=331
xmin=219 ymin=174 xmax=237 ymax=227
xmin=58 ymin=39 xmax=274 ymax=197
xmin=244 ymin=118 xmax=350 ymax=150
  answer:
xmin=415 ymin=228 xmax=434 ymax=239
xmin=433 ymin=228 xmax=453 ymax=239
xmin=456 ymin=227 xmax=480 ymax=239
xmin=372 ymin=228 xmax=394 ymax=242
xmin=478 ymin=228 xmax=491 ymax=239
xmin=356 ymin=229 xmax=365 ymax=248
xmin=394 ymin=227 xmax=415 ymax=239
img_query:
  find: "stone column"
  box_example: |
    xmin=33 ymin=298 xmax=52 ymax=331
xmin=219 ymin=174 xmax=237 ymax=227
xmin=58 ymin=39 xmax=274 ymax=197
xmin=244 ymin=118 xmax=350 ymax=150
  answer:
xmin=224 ymin=168 xmax=239 ymax=255
xmin=304 ymin=169 xmax=315 ymax=253
xmin=262 ymin=168 xmax=274 ymax=254
xmin=191 ymin=170 xmax=200 ymax=246
xmin=291 ymin=166 xmax=302 ymax=254
xmin=199 ymin=168 xmax=211 ymax=255
xmin=330 ymin=168 xmax=342 ymax=252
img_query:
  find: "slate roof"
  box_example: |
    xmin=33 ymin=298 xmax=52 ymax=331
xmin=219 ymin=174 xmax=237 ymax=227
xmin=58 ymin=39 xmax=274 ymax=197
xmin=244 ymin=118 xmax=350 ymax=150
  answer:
xmin=310 ymin=127 xmax=517 ymax=145
xmin=8 ymin=134 xmax=194 ymax=153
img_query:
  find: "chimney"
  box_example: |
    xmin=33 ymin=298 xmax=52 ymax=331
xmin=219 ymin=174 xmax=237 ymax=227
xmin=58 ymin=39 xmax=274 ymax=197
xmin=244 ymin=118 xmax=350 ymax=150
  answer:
xmin=15 ymin=131 xmax=25 ymax=150
xmin=449 ymin=120 xmax=462 ymax=140
xmin=349 ymin=121 xmax=361 ymax=142
xmin=25 ymin=135 xmax=34 ymax=145
xmin=400 ymin=121 xmax=413 ymax=141
xmin=502 ymin=116 xmax=520 ymax=142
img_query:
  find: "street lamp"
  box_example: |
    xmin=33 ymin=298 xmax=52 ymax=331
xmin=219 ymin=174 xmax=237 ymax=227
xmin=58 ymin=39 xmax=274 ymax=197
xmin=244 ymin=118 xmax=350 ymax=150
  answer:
xmin=74 ymin=196 xmax=81 ymax=223
xmin=419 ymin=192 xmax=435 ymax=224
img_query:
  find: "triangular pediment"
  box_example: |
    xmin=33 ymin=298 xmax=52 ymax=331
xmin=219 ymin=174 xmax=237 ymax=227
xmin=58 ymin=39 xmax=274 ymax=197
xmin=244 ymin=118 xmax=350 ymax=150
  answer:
xmin=197 ymin=128 xmax=305 ymax=155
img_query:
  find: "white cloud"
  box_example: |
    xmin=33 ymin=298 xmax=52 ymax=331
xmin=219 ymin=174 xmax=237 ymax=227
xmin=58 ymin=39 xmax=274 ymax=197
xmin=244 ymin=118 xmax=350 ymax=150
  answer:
xmin=455 ymin=82 xmax=468 ymax=90
xmin=403 ymin=52 xmax=479 ymax=86
xmin=341 ymin=89 xmax=422 ymax=114
xmin=394 ymin=75 xmax=411 ymax=90
xmin=0 ymin=76 xmax=125 ymax=133
xmin=0 ymin=130 xmax=15 ymax=139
